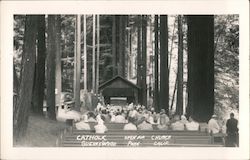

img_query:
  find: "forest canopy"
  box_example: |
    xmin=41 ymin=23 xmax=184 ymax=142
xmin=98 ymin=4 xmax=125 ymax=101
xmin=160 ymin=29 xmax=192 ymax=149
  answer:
xmin=13 ymin=14 xmax=239 ymax=140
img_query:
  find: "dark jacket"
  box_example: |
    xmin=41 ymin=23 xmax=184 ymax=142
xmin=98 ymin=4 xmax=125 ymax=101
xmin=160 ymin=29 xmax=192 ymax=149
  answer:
xmin=226 ymin=118 xmax=238 ymax=134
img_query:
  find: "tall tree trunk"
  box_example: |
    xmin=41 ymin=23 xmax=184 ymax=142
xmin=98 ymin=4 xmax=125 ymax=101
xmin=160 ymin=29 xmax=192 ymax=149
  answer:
xmin=92 ymin=15 xmax=96 ymax=92
xmin=176 ymin=15 xmax=184 ymax=115
xmin=112 ymin=15 xmax=117 ymax=77
xmin=160 ymin=15 xmax=169 ymax=115
xmin=83 ymin=15 xmax=87 ymax=92
xmin=170 ymin=72 xmax=178 ymax=111
xmin=118 ymin=16 xmax=126 ymax=77
xmin=47 ymin=15 xmax=57 ymax=120
xmin=13 ymin=66 xmax=20 ymax=136
xmin=187 ymin=15 xmax=214 ymax=122
xmin=141 ymin=15 xmax=147 ymax=107
xmin=168 ymin=17 xmax=177 ymax=71
xmin=31 ymin=15 xmax=46 ymax=115
xmin=13 ymin=15 xmax=37 ymax=142
xmin=74 ymin=15 xmax=81 ymax=110
xmin=154 ymin=15 xmax=159 ymax=112
xmin=55 ymin=16 xmax=62 ymax=111
xmin=115 ymin=16 xmax=120 ymax=76
xmin=137 ymin=15 xmax=142 ymax=104
xmin=96 ymin=15 xmax=100 ymax=93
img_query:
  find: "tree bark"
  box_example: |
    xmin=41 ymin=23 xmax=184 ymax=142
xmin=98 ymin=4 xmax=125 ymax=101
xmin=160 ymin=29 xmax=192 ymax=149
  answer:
xmin=74 ymin=15 xmax=81 ymax=110
xmin=176 ymin=15 xmax=184 ymax=115
xmin=187 ymin=15 xmax=214 ymax=122
xmin=154 ymin=15 xmax=159 ymax=112
xmin=118 ymin=16 xmax=126 ymax=77
xmin=96 ymin=15 xmax=100 ymax=93
xmin=141 ymin=15 xmax=147 ymax=107
xmin=92 ymin=15 xmax=96 ymax=92
xmin=55 ymin=15 xmax=62 ymax=110
xmin=13 ymin=15 xmax=37 ymax=142
xmin=137 ymin=15 xmax=142 ymax=104
xmin=83 ymin=15 xmax=87 ymax=92
xmin=47 ymin=15 xmax=57 ymax=120
xmin=112 ymin=15 xmax=117 ymax=77
xmin=170 ymin=72 xmax=178 ymax=111
xmin=160 ymin=15 xmax=169 ymax=115
xmin=32 ymin=15 xmax=46 ymax=115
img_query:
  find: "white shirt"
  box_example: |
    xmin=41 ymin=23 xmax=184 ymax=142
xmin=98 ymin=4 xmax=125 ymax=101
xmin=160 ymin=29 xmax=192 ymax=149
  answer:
xmin=75 ymin=121 xmax=91 ymax=130
xmin=123 ymin=123 xmax=137 ymax=130
xmin=114 ymin=115 xmax=126 ymax=123
xmin=186 ymin=121 xmax=199 ymax=131
xmin=208 ymin=118 xmax=220 ymax=134
xmin=94 ymin=124 xmax=107 ymax=133
xmin=138 ymin=121 xmax=153 ymax=130
xmin=171 ymin=121 xmax=185 ymax=131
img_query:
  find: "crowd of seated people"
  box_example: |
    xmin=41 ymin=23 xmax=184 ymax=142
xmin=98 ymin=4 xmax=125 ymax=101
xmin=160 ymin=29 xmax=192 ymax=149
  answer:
xmin=75 ymin=103 xmax=204 ymax=133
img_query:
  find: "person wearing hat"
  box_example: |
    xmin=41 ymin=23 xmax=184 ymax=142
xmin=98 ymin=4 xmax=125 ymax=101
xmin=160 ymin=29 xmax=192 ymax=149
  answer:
xmin=87 ymin=111 xmax=97 ymax=122
xmin=75 ymin=114 xmax=91 ymax=130
xmin=208 ymin=114 xmax=220 ymax=134
xmin=94 ymin=115 xmax=108 ymax=134
xmin=170 ymin=115 xmax=185 ymax=131
xmin=226 ymin=113 xmax=239 ymax=147
xmin=137 ymin=116 xmax=153 ymax=130
xmin=186 ymin=116 xmax=199 ymax=131
xmin=157 ymin=114 xmax=169 ymax=130
xmin=180 ymin=115 xmax=189 ymax=125
xmin=124 ymin=117 xmax=137 ymax=130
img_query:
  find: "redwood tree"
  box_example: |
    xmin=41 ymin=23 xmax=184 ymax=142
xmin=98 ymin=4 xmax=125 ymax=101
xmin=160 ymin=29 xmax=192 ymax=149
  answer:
xmin=32 ymin=15 xmax=46 ymax=115
xmin=154 ymin=15 xmax=159 ymax=112
xmin=141 ymin=15 xmax=147 ymax=107
xmin=13 ymin=15 xmax=37 ymax=141
xmin=187 ymin=15 xmax=214 ymax=122
xmin=112 ymin=15 xmax=117 ymax=77
xmin=55 ymin=16 xmax=62 ymax=110
xmin=118 ymin=15 xmax=126 ymax=77
xmin=176 ymin=15 xmax=184 ymax=115
xmin=137 ymin=15 xmax=142 ymax=104
xmin=159 ymin=15 xmax=169 ymax=115
xmin=47 ymin=15 xmax=57 ymax=120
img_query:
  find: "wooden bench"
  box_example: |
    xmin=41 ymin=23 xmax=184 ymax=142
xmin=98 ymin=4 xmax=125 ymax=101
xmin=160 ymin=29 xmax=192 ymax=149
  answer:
xmin=57 ymin=127 xmax=224 ymax=147
xmin=56 ymin=120 xmax=224 ymax=147
xmin=73 ymin=122 xmax=207 ymax=131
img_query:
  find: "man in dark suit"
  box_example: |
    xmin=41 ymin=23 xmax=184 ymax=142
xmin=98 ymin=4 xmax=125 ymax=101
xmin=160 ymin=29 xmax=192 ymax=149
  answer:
xmin=226 ymin=113 xmax=239 ymax=147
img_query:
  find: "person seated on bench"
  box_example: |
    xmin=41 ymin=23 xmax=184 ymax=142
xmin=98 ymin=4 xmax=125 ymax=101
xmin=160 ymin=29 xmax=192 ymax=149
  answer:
xmin=124 ymin=117 xmax=137 ymax=130
xmin=147 ymin=111 xmax=155 ymax=124
xmin=157 ymin=114 xmax=169 ymax=130
xmin=151 ymin=109 xmax=160 ymax=124
xmin=101 ymin=109 xmax=111 ymax=123
xmin=185 ymin=116 xmax=199 ymax=131
xmin=157 ymin=109 xmax=170 ymax=124
xmin=171 ymin=115 xmax=185 ymax=131
xmin=75 ymin=114 xmax=91 ymax=130
xmin=94 ymin=115 xmax=108 ymax=133
xmin=135 ymin=107 xmax=144 ymax=124
xmin=180 ymin=115 xmax=189 ymax=125
xmin=114 ymin=111 xmax=127 ymax=123
xmin=208 ymin=114 xmax=220 ymax=134
xmin=138 ymin=116 xmax=153 ymax=130
xmin=87 ymin=111 xmax=97 ymax=123
xmin=110 ymin=111 xmax=116 ymax=122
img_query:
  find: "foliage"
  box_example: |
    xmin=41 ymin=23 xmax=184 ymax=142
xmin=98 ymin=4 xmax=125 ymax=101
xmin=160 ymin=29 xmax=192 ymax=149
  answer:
xmin=214 ymin=15 xmax=239 ymax=120
xmin=13 ymin=15 xmax=25 ymax=79
xmin=13 ymin=14 xmax=239 ymax=121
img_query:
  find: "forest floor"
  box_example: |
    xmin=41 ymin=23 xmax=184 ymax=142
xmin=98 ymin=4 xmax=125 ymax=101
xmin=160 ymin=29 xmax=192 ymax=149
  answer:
xmin=14 ymin=114 xmax=68 ymax=147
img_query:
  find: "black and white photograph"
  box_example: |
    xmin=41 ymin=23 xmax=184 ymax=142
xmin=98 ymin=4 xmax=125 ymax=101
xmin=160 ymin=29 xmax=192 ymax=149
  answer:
xmin=1 ymin=1 xmax=249 ymax=160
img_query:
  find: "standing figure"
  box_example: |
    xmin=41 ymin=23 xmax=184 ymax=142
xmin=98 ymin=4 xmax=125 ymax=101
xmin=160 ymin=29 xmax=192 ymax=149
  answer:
xmin=226 ymin=113 xmax=239 ymax=147
xmin=208 ymin=115 xmax=220 ymax=134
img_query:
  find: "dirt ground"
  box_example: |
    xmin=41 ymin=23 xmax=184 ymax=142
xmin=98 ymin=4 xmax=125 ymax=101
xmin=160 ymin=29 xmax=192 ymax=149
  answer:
xmin=14 ymin=114 xmax=68 ymax=147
